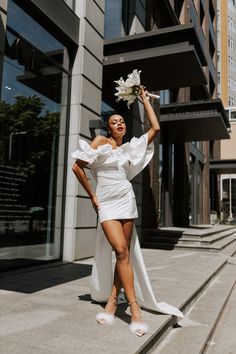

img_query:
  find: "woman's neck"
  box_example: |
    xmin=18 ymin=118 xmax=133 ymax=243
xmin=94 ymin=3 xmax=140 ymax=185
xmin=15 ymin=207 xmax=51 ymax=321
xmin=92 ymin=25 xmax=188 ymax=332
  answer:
xmin=108 ymin=136 xmax=123 ymax=147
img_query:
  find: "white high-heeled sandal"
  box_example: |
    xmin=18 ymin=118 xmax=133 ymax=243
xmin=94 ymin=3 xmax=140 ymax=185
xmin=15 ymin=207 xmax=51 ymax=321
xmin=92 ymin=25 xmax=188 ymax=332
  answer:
xmin=96 ymin=312 xmax=115 ymax=325
xmin=129 ymin=321 xmax=149 ymax=336
xmin=96 ymin=295 xmax=118 ymax=325
xmin=129 ymin=301 xmax=149 ymax=337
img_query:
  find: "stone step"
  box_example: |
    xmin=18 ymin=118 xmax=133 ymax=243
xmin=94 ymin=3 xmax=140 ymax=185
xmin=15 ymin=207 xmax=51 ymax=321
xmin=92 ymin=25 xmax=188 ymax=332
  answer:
xmin=179 ymin=230 xmax=236 ymax=244
xmin=142 ymin=231 xmax=236 ymax=252
xmin=151 ymin=264 xmax=236 ymax=354
xmin=0 ymin=174 xmax=26 ymax=183
xmin=159 ymin=226 xmax=236 ymax=238
xmin=144 ymin=230 xmax=235 ymax=246
xmin=221 ymin=238 xmax=236 ymax=256
xmin=143 ymin=226 xmax=236 ymax=241
xmin=0 ymin=192 xmax=20 ymax=199
xmin=175 ymin=234 xmax=236 ymax=252
xmin=185 ymin=226 xmax=236 ymax=238
xmin=142 ymin=241 xmax=234 ymax=252
xmin=204 ymin=282 xmax=236 ymax=353
xmin=0 ymin=208 xmax=31 ymax=215
xmin=136 ymin=255 xmax=227 ymax=353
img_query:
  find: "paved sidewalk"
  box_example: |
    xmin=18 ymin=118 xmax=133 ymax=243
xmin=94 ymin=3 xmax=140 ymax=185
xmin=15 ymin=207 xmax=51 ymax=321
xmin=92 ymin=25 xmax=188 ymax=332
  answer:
xmin=0 ymin=248 xmax=232 ymax=354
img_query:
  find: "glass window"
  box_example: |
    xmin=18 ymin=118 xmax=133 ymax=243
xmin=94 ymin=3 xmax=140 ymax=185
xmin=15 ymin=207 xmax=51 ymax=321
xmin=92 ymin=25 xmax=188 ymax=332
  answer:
xmin=7 ymin=0 xmax=67 ymax=68
xmin=222 ymin=179 xmax=229 ymax=219
xmin=230 ymin=110 xmax=236 ymax=120
xmin=0 ymin=24 xmax=69 ymax=269
xmin=104 ymin=0 xmax=123 ymax=39
xmin=3 ymin=31 xmax=64 ymax=109
xmin=135 ymin=0 xmax=146 ymax=28
xmin=104 ymin=0 xmax=146 ymax=40
xmin=160 ymin=90 xmax=170 ymax=104
xmin=232 ymin=179 xmax=236 ymax=219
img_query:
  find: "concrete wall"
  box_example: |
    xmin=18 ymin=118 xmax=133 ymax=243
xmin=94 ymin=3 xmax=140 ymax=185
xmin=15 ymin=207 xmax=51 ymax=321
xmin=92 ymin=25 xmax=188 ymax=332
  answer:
xmin=63 ymin=0 xmax=104 ymax=261
xmin=0 ymin=0 xmax=8 ymax=98
xmin=217 ymin=0 xmax=228 ymax=105
xmin=221 ymin=122 xmax=236 ymax=159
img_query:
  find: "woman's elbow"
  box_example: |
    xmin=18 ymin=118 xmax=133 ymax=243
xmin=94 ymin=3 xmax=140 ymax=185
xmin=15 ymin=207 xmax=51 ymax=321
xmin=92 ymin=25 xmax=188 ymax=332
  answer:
xmin=72 ymin=162 xmax=80 ymax=174
xmin=152 ymin=126 xmax=160 ymax=134
xmin=72 ymin=163 xmax=76 ymax=172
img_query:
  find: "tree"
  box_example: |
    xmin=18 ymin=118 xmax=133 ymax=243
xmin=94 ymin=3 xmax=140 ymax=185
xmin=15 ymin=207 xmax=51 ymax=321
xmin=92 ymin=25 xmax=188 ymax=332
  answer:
xmin=0 ymin=95 xmax=60 ymax=208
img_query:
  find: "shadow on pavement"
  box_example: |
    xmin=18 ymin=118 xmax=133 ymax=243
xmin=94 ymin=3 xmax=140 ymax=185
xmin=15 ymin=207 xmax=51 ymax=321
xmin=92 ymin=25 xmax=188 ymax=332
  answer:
xmin=0 ymin=262 xmax=92 ymax=294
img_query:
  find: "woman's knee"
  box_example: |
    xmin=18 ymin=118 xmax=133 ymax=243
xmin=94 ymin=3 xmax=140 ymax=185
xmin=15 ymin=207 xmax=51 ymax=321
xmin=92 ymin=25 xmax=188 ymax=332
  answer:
xmin=115 ymin=245 xmax=129 ymax=262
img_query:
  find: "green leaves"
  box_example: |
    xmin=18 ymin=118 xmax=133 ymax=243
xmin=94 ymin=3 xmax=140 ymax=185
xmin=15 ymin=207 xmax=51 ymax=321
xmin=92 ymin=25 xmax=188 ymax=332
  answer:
xmin=0 ymin=95 xmax=60 ymax=176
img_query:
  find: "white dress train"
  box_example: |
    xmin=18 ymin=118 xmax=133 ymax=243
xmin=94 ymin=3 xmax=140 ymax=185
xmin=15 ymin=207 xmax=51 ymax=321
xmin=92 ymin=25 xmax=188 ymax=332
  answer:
xmin=72 ymin=133 xmax=183 ymax=319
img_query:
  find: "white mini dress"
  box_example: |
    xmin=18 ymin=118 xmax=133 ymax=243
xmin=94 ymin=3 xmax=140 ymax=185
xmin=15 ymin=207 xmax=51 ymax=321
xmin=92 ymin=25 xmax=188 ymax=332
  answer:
xmin=72 ymin=133 xmax=153 ymax=223
xmin=72 ymin=133 xmax=183 ymax=319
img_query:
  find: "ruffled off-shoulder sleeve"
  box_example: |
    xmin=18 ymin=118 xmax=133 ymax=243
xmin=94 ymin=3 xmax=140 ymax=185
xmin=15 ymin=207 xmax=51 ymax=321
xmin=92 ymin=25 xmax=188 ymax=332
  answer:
xmin=71 ymin=139 xmax=96 ymax=165
xmin=121 ymin=133 xmax=154 ymax=181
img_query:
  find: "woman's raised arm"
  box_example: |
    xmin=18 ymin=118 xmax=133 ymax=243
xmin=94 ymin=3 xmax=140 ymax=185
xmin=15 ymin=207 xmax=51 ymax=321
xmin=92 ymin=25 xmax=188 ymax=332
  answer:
xmin=139 ymin=86 xmax=160 ymax=144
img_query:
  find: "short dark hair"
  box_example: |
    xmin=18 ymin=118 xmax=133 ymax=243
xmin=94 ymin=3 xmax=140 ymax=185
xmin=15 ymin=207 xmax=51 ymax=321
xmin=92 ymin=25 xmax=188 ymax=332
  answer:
xmin=101 ymin=110 xmax=120 ymax=130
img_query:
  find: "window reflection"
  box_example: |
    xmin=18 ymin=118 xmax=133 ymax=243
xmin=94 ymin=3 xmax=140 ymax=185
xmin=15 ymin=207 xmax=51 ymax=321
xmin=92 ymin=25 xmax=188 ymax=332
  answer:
xmin=104 ymin=0 xmax=146 ymax=39
xmin=7 ymin=0 xmax=67 ymax=68
xmin=0 ymin=96 xmax=59 ymax=240
xmin=104 ymin=0 xmax=123 ymax=39
xmin=4 ymin=31 xmax=63 ymax=107
xmin=0 ymin=13 xmax=69 ymax=270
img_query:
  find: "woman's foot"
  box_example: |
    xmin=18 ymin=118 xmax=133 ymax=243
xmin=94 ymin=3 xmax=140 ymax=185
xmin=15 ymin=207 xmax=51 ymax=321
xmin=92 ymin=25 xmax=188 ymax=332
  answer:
xmin=129 ymin=301 xmax=149 ymax=336
xmin=96 ymin=295 xmax=118 ymax=325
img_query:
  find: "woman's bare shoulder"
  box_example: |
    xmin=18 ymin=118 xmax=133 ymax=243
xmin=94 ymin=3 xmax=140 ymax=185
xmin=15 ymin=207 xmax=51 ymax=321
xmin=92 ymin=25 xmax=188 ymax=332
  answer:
xmin=90 ymin=135 xmax=107 ymax=149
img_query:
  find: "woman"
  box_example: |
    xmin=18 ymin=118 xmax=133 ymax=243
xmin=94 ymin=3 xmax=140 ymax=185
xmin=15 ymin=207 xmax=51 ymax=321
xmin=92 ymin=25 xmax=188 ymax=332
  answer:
xmin=72 ymin=87 xmax=183 ymax=337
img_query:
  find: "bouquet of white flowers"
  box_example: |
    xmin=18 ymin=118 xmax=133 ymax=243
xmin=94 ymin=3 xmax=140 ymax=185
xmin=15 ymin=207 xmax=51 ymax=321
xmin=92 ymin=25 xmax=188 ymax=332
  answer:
xmin=114 ymin=69 xmax=160 ymax=108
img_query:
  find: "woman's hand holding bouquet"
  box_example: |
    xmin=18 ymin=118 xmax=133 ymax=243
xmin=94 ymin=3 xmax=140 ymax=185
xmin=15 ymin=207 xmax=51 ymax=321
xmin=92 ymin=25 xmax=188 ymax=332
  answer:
xmin=114 ymin=69 xmax=159 ymax=108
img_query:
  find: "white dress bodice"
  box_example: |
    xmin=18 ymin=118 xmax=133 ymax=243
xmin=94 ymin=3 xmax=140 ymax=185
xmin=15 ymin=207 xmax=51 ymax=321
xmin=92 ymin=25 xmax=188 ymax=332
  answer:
xmin=72 ymin=133 xmax=154 ymax=222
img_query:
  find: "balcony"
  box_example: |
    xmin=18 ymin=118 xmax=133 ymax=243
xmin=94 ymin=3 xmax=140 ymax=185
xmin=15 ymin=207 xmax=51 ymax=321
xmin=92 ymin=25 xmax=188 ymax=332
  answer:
xmin=160 ymin=99 xmax=230 ymax=142
xmin=103 ymin=24 xmax=207 ymax=103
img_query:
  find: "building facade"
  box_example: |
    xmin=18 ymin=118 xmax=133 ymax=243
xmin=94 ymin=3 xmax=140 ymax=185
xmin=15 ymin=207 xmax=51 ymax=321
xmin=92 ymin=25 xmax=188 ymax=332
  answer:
xmin=215 ymin=0 xmax=236 ymax=222
xmin=102 ymin=0 xmax=229 ymax=228
xmin=0 ymin=0 xmax=229 ymax=271
xmin=0 ymin=0 xmax=104 ymax=270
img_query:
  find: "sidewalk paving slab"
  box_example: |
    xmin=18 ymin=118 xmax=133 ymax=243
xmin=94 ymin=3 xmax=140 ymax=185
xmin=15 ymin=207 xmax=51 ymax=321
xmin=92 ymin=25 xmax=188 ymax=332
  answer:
xmin=0 ymin=248 xmax=232 ymax=354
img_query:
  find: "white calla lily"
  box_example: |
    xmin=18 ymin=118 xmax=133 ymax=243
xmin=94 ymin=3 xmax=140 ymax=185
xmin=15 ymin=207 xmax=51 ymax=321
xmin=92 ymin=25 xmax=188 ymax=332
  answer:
xmin=114 ymin=69 xmax=141 ymax=108
xmin=114 ymin=69 xmax=160 ymax=108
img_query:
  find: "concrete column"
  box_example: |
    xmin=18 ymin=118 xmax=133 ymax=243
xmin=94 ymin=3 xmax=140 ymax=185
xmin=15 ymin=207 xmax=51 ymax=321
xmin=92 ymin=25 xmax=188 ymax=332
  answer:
xmin=162 ymin=143 xmax=173 ymax=226
xmin=63 ymin=0 xmax=105 ymax=261
xmin=202 ymin=141 xmax=210 ymax=224
xmin=173 ymin=143 xmax=190 ymax=227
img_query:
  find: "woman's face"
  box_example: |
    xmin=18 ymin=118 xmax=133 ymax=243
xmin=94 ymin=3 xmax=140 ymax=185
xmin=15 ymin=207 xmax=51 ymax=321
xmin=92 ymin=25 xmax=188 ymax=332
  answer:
xmin=108 ymin=114 xmax=126 ymax=139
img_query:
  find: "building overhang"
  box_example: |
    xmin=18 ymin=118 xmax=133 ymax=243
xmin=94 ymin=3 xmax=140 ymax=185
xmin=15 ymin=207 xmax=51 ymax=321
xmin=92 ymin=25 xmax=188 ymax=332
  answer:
xmin=160 ymin=99 xmax=230 ymax=142
xmin=210 ymin=160 xmax=236 ymax=174
xmin=103 ymin=24 xmax=207 ymax=103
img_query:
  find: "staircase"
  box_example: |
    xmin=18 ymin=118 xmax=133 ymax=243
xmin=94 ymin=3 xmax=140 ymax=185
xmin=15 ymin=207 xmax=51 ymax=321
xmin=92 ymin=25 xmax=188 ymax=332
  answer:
xmin=0 ymin=164 xmax=31 ymax=235
xmin=151 ymin=260 xmax=236 ymax=354
xmin=142 ymin=225 xmax=236 ymax=252
xmin=134 ymin=226 xmax=236 ymax=353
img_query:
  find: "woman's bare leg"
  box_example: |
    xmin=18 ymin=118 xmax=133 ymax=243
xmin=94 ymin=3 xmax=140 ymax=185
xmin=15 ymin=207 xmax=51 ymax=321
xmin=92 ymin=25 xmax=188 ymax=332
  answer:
xmin=110 ymin=219 xmax=134 ymax=297
xmin=101 ymin=219 xmax=142 ymax=322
